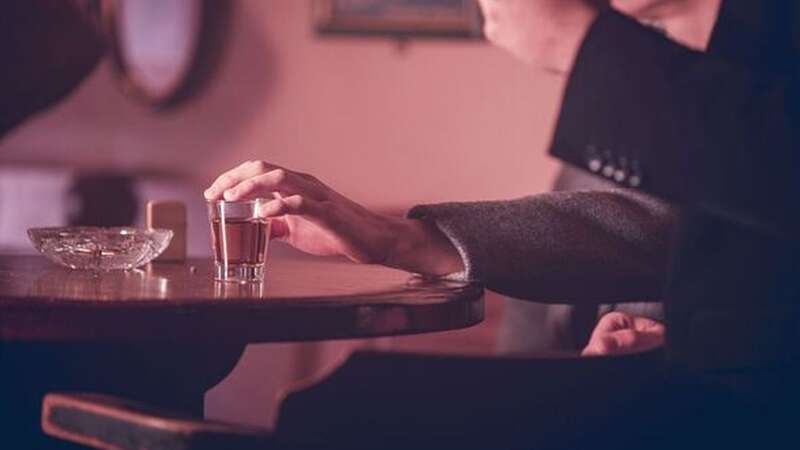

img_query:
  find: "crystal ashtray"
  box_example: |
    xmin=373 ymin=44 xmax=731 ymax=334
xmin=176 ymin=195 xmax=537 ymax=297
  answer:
xmin=28 ymin=227 xmax=174 ymax=271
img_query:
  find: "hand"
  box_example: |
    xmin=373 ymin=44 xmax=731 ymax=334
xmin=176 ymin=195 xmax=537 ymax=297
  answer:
xmin=204 ymin=161 xmax=463 ymax=275
xmin=476 ymin=0 xmax=720 ymax=73
xmin=581 ymin=312 xmax=665 ymax=356
xmin=204 ymin=161 xmax=396 ymax=263
xmin=477 ymin=0 xmax=600 ymax=72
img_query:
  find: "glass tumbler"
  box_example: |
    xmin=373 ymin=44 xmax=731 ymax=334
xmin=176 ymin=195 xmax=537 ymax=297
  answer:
xmin=207 ymin=199 xmax=271 ymax=283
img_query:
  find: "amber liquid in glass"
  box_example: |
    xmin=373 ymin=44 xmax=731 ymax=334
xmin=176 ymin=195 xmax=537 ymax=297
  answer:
xmin=211 ymin=218 xmax=269 ymax=265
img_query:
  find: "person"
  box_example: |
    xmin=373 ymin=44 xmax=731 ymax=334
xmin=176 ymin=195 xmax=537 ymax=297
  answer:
xmin=204 ymin=158 xmax=673 ymax=355
xmin=206 ymin=0 xmax=800 ymax=444
xmin=0 ymin=1 xmax=663 ymax=355
xmin=204 ymin=1 xmax=719 ymax=356
xmin=548 ymin=0 xmax=800 ymax=437
xmin=0 ymin=2 xmax=105 ymax=445
xmin=1 ymin=0 xmax=104 ymax=137
xmin=498 ymin=1 xmax=722 ymax=356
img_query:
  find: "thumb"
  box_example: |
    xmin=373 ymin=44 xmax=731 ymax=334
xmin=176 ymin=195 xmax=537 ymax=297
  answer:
xmin=269 ymin=218 xmax=289 ymax=239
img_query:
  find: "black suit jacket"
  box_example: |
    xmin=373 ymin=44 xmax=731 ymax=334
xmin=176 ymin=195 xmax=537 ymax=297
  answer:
xmin=551 ymin=0 xmax=800 ymax=381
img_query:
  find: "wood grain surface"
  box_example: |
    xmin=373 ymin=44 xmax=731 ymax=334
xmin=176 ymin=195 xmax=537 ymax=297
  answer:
xmin=0 ymin=255 xmax=483 ymax=342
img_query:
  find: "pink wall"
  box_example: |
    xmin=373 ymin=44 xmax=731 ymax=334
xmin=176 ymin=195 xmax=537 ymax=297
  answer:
xmin=0 ymin=0 xmax=563 ymax=210
xmin=0 ymin=0 xmax=569 ymax=429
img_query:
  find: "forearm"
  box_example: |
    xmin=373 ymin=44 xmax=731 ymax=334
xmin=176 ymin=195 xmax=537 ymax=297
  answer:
xmin=406 ymin=189 xmax=677 ymax=303
xmin=382 ymin=217 xmax=465 ymax=277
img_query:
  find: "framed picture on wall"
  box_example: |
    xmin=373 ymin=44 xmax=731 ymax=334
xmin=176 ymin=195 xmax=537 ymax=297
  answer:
xmin=313 ymin=0 xmax=484 ymax=39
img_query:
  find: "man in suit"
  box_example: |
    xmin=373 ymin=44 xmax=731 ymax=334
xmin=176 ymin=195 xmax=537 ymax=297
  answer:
xmin=205 ymin=0 xmax=798 ymax=446
xmin=544 ymin=0 xmax=800 ymax=386
xmin=496 ymin=0 xmax=724 ymax=356
xmin=496 ymin=0 xmax=800 ymax=441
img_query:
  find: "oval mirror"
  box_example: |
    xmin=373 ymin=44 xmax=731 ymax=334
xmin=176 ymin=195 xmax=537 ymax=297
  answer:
xmin=101 ymin=0 xmax=230 ymax=109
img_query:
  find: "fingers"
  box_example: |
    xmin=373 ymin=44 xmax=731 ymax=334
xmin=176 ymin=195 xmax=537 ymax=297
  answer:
xmin=256 ymin=195 xmax=317 ymax=218
xmin=205 ymin=161 xmax=327 ymax=207
xmin=592 ymin=311 xmax=664 ymax=333
xmin=204 ymin=160 xmax=280 ymax=200
xmin=581 ymin=329 xmax=664 ymax=356
xmin=631 ymin=315 xmax=665 ymax=333
xmin=581 ymin=335 xmax=617 ymax=356
xmin=269 ymin=217 xmax=289 ymax=239
xmin=222 ymin=169 xmax=294 ymax=202
xmin=607 ymin=328 xmax=664 ymax=354
xmin=581 ymin=312 xmax=665 ymax=357
xmin=591 ymin=311 xmax=633 ymax=333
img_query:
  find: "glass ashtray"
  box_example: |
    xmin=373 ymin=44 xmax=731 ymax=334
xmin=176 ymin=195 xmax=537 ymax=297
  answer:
xmin=27 ymin=227 xmax=173 ymax=271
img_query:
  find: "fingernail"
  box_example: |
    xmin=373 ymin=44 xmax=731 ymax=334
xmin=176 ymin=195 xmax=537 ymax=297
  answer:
xmin=223 ymin=189 xmax=236 ymax=201
xmin=203 ymin=188 xmax=214 ymax=199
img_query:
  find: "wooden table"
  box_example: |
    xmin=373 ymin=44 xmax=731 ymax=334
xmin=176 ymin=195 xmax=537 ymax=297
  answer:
xmin=0 ymin=255 xmax=484 ymax=447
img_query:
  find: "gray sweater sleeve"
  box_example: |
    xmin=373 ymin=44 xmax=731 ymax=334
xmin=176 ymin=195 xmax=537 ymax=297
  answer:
xmin=407 ymin=189 xmax=677 ymax=304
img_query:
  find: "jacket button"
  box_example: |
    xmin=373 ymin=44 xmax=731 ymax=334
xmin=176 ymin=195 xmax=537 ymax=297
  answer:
xmin=585 ymin=145 xmax=602 ymax=173
xmin=602 ymin=164 xmax=615 ymax=178
xmin=628 ymin=160 xmax=643 ymax=187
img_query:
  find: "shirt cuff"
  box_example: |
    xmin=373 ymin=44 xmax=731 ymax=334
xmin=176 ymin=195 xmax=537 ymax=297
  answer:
xmin=406 ymin=204 xmax=474 ymax=281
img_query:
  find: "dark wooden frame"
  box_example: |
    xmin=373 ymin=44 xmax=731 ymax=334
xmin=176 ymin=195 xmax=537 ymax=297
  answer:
xmin=314 ymin=0 xmax=483 ymax=39
xmin=100 ymin=0 xmax=232 ymax=110
xmin=42 ymin=393 xmax=273 ymax=450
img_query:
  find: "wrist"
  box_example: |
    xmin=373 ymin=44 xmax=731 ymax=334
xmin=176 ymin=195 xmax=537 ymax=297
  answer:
xmin=383 ymin=217 xmax=464 ymax=276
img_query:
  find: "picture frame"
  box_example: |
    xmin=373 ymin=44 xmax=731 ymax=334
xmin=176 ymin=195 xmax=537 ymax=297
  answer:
xmin=313 ymin=0 xmax=483 ymax=39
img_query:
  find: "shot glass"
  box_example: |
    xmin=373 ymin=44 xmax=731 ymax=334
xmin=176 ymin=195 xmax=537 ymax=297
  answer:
xmin=207 ymin=199 xmax=271 ymax=283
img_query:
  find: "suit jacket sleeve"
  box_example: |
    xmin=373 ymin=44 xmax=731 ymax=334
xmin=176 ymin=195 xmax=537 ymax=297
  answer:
xmin=550 ymin=7 xmax=800 ymax=240
xmin=408 ymin=189 xmax=676 ymax=303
